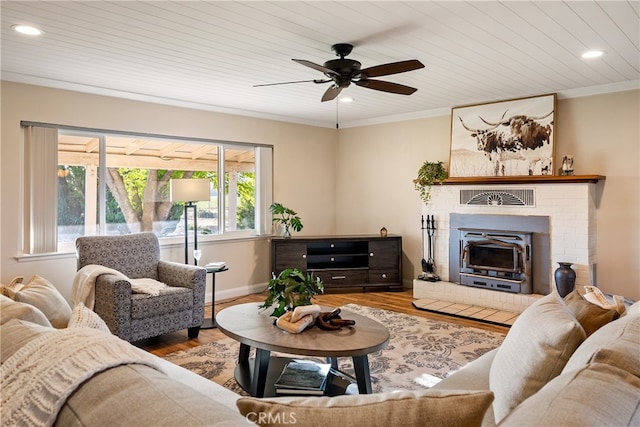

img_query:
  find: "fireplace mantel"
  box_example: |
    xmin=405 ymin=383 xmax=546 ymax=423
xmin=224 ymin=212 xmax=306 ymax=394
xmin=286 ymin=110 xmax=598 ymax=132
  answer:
xmin=442 ymin=174 xmax=605 ymax=185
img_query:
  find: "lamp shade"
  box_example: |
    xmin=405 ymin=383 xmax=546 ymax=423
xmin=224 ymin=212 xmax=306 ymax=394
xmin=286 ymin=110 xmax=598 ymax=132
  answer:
xmin=170 ymin=178 xmax=210 ymax=202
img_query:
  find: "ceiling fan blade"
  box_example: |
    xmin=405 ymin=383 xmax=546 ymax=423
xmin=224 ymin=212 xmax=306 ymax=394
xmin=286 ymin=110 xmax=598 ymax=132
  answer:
xmin=292 ymin=59 xmax=339 ymax=76
xmin=321 ymin=85 xmax=343 ymax=102
xmin=253 ymin=79 xmax=331 ymax=87
xmin=359 ymin=59 xmax=424 ymax=78
xmin=355 ymin=79 xmax=418 ymax=95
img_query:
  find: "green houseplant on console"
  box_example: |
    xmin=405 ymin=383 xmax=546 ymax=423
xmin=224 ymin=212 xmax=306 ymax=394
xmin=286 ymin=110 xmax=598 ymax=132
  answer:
xmin=269 ymin=202 xmax=303 ymax=239
xmin=260 ymin=268 xmax=324 ymax=317
xmin=413 ymin=160 xmax=448 ymax=205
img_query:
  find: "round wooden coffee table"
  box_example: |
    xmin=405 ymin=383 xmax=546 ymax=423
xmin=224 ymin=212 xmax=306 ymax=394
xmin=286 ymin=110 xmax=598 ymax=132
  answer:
xmin=216 ymin=302 xmax=389 ymax=397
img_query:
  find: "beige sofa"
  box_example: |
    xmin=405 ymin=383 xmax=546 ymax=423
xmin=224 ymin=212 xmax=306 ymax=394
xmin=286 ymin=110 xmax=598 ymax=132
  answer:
xmin=0 ymin=294 xmax=247 ymax=426
xmin=432 ymin=291 xmax=640 ymax=426
xmin=0 ymin=302 xmax=493 ymax=427
xmin=1 ymin=282 xmax=638 ymax=426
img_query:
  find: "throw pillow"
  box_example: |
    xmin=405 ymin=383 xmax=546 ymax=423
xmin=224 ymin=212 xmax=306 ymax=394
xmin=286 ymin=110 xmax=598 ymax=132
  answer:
xmin=563 ymin=289 xmax=619 ymax=336
xmin=12 ymin=275 xmax=72 ymax=328
xmin=0 ymin=295 xmax=52 ymax=328
xmin=500 ymin=363 xmax=640 ymax=426
xmin=0 ymin=276 xmax=25 ymax=299
xmin=236 ymin=389 xmax=494 ymax=427
xmin=67 ymin=302 xmax=111 ymax=332
xmin=489 ymin=292 xmax=586 ymax=424
xmin=563 ymin=302 xmax=639 ymax=376
xmin=1 ymin=318 xmax=55 ymax=363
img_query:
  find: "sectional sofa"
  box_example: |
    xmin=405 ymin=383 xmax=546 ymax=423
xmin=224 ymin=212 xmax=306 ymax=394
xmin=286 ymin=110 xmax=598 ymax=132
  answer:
xmin=1 ymin=276 xmax=638 ymax=426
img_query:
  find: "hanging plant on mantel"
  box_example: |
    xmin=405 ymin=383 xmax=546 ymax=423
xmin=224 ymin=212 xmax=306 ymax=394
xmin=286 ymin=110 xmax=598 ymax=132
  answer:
xmin=413 ymin=161 xmax=448 ymax=205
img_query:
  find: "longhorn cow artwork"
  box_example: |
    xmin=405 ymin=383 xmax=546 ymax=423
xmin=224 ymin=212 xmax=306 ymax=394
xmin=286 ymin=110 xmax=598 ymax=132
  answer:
xmin=449 ymin=94 xmax=556 ymax=177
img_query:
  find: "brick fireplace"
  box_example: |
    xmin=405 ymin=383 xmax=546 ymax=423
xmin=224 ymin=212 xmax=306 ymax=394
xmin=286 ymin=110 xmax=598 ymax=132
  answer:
xmin=414 ymin=177 xmax=602 ymax=313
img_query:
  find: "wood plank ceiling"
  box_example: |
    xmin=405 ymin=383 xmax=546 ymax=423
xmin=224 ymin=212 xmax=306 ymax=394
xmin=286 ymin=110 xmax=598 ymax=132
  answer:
xmin=2 ymin=1 xmax=638 ymax=128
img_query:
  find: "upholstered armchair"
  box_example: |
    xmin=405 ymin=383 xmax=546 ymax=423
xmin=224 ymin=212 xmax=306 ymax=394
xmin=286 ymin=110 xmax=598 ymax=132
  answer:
xmin=75 ymin=232 xmax=206 ymax=342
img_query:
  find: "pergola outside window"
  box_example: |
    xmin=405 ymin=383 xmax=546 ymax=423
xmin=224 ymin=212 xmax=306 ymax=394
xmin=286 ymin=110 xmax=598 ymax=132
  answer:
xmin=22 ymin=123 xmax=272 ymax=255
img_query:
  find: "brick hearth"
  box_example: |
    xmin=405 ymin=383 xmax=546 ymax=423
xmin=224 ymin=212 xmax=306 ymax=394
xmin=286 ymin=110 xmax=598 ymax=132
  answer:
xmin=413 ymin=279 xmax=539 ymax=322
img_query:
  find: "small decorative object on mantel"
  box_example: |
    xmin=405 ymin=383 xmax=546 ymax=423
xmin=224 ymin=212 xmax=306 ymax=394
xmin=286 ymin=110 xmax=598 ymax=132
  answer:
xmin=561 ymin=155 xmax=574 ymax=176
xmin=269 ymin=202 xmax=303 ymax=239
xmin=260 ymin=268 xmax=324 ymax=317
xmin=380 ymin=227 xmax=388 ymax=238
xmin=554 ymin=262 xmax=576 ymax=297
xmin=413 ymin=161 xmax=448 ymax=205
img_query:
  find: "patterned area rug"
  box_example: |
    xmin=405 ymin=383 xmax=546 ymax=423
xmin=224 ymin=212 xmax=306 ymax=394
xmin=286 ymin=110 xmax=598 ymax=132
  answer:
xmin=163 ymin=304 xmax=505 ymax=395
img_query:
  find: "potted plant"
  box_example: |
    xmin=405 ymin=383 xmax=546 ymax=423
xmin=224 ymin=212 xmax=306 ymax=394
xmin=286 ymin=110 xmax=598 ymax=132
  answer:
xmin=269 ymin=202 xmax=303 ymax=238
xmin=413 ymin=161 xmax=448 ymax=205
xmin=259 ymin=268 xmax=324 ymax=317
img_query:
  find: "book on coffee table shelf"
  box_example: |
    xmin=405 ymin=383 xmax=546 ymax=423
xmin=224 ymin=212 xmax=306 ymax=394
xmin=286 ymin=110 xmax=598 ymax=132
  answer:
xmin=274 ymin=361 xmax=331 ymax=396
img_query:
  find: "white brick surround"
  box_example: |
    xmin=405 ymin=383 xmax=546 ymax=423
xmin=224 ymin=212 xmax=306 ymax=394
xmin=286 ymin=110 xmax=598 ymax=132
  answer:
xmin=414 ymin=181 xmax=598 ymax=312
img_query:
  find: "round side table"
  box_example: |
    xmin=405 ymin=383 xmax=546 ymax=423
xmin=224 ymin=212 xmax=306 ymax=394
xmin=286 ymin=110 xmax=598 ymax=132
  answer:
xmin=201 ymin=265 xmax=228 ymax=329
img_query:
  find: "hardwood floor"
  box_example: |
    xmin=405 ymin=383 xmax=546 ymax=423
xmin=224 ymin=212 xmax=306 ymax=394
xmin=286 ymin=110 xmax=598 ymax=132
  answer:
xmin=138 ymin=289 xmax=509 ymax=357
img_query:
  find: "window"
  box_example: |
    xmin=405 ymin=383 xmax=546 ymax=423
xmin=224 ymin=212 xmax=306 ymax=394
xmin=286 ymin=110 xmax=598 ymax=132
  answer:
xmin=223 ymin=146 xmax=257 ymax=232
xmin=23 ymin=123 xmax=272 ymax=254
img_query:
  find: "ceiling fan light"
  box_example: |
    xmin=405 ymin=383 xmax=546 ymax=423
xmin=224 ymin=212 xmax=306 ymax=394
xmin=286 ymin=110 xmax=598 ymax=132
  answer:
xmin=340 ymin=97 xmax=354 ymax=103
xmin=581 ymin=50 xmax=603 ymax=59
xmin=281 ymin=44 xmax=422 ymax=102
xmin=12 ymin=24 xmax=42 ymax=36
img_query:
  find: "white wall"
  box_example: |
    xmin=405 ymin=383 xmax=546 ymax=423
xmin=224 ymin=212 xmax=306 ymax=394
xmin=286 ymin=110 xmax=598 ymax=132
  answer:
xmin=0 ymin=82 xmax=337 ymax=301
xmin=335 ymin=90 xmax=639 ymax=300
xmin=335 ymin=116 xmax=451 ymax=279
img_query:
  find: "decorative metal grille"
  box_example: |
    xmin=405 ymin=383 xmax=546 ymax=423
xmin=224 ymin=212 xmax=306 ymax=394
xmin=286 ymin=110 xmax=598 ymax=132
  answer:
xmin=460 ymin=189 xmax=535 ymax=206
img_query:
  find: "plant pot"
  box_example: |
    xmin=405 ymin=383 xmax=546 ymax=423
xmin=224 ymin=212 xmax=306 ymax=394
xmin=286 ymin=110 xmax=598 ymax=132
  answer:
xmin=282 ymin=225 xmax=292 ymax=239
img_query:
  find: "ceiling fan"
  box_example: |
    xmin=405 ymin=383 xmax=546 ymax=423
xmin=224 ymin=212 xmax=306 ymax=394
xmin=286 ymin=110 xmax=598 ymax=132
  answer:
xmin=254 ymin=43 xmax=425 ymax=102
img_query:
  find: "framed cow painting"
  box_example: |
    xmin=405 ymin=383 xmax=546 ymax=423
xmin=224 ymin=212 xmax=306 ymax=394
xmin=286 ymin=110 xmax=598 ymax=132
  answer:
xmin=449 ymin=93 xmax=556 ymax=177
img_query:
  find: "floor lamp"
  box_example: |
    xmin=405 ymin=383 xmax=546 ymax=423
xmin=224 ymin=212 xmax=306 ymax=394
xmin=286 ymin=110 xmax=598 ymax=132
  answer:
xmin=170 ymin=178 xmax=210 ymax=265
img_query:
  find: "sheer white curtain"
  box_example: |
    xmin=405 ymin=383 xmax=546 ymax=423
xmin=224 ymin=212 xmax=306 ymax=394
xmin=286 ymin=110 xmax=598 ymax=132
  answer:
xmin=24 ymin=125 xmax=58 ymax=253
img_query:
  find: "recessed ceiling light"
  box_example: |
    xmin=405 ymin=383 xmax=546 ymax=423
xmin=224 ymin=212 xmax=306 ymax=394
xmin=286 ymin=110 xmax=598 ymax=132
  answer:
xmin=581 ymin=50 xmax=603 ymax=59
xmin=339 ymin=97 xmax=354 ymax=103
xmin=12 ymin=24 xmax=42 ymax=36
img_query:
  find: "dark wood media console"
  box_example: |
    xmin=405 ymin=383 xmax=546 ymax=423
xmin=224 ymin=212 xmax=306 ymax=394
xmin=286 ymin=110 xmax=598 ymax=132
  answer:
xmin=271 ymin=235 xmax=403 ymax=291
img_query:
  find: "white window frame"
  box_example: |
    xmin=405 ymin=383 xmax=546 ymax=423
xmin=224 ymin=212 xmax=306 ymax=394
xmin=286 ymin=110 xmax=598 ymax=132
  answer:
xmin=21 ymin=122 xmax=273 ymax=255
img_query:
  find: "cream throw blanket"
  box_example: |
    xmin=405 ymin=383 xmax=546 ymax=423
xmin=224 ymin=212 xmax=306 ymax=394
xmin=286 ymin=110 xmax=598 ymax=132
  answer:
xmin=1 ymin=328 xmax=164 ymax=427
xmin=72 ymin=264 xmax=168 ymax=309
